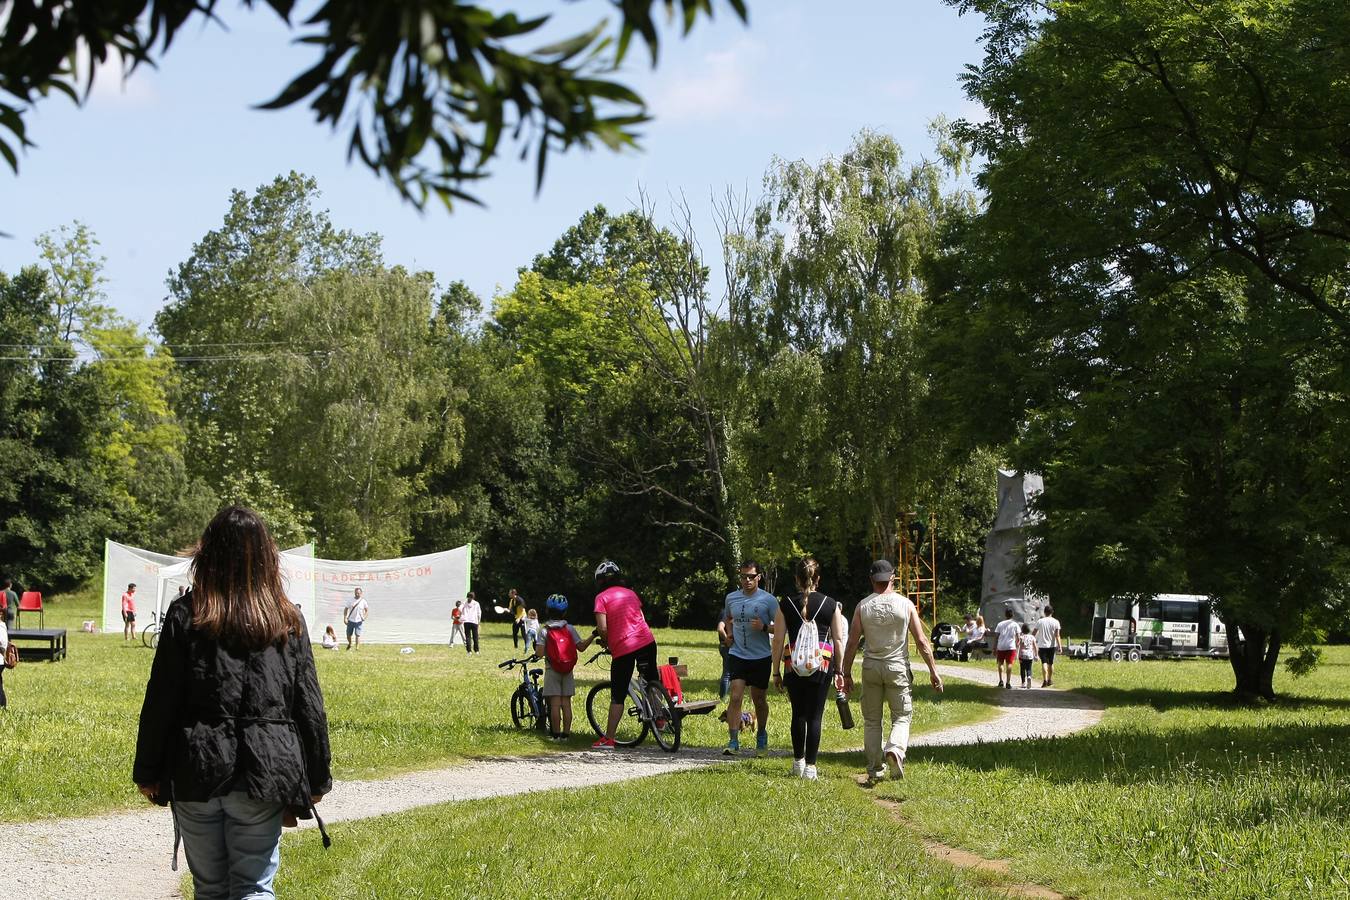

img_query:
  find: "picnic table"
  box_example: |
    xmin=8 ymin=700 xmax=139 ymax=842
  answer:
xmin=9 ymin=628 xmax=68 ymax=662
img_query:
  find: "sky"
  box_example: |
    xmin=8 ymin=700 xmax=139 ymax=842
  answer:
xmin=0 ymin=1 xmax=989 ymax=330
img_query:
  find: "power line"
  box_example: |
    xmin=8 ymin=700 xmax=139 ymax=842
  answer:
xmin=0 ymin=351 xmax=342 ymax=363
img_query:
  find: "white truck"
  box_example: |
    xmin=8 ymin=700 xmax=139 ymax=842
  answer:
xmin=1068 ymin=594 xmax=1230 ymax=661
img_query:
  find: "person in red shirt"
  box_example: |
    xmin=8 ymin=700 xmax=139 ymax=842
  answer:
xmin=121 ymin=583 xmax=137 ymax=642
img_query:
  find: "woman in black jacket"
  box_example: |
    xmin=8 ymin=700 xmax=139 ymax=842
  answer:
xmin=134 ymin=506 xmax=332 ymax=899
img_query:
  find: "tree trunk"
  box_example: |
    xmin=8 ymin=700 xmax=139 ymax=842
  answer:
xmin=1228 ymin=622 xmax=1280 ymax=700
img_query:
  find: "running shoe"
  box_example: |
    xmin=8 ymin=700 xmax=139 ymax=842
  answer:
xmin=723 ymin=738 xmax=740 ymax=756
xmin=792 ymin=758 xmax=806 ymax=777
xmin=802 ymin=765 xmax=818 ymax=781
xmin=885 ymin=749 xmax=904 ymax=780
xmin=755 ymin=731 xmax=769 ymax=757
xmin=591 ymin=737 xmax=616 ymax=750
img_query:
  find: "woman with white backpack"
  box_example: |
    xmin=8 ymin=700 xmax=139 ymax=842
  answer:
xmin=771 ymin=557 xmax=847 ymax=780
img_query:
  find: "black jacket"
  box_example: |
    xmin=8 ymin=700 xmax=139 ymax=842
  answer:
xmin=133 ymin=595 xmax=332 ymax=808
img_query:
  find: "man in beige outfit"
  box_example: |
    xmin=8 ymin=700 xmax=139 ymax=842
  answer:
xmin=841 ymin=559 xmax=944 ymax=783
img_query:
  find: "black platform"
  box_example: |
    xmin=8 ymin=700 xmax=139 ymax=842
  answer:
xmin=9 ymin=628 xmax=68 ymax=662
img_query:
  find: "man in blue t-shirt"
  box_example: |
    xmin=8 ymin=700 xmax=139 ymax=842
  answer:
xmin=718 ymin=560 xmax=778 ymax=756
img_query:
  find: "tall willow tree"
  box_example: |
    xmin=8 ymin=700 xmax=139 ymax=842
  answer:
xmin=726 ymin=129 xmax=990 ymax=587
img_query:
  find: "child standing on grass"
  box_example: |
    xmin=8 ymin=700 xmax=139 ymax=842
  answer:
xmin=538 ymin=595 xmax=593 ymax=740
xmin=450 ymin=601 xmax=465 ymax=646
xmin=523 ymin=609 xmax=541 ymax=654
xmin=1017 ymin=623 xmax=1037 ymax=688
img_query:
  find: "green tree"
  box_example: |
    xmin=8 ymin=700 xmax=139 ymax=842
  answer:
xmin=935 ymin=0 xmax=1350 ymax=696
xmin=946 ymin=0 xmax=1350 ymax=331
xmin=727 ymin=129 xmax=990 ymax=592
xmin=158 ymin=173 xmax=446 ymax=555
xmin=1 ymin=1 xmax=747 ymax=209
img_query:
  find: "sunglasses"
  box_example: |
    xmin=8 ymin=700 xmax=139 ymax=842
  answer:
xmin=739 ymin=573 xmax=760 ymax=581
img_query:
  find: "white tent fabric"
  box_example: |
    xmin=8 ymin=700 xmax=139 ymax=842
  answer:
xmin=979 ymin=470 xmax=1049 ymax=626
xmin=297 ymin=547 xmax=471 ymax=644
xmin=102 ymin=541 xmax=470 ymax=644
xmin=102 ymin=541 xmax=314 ymax=634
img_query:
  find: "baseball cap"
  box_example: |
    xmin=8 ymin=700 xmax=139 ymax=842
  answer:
xmin=869 ymin=559 xmax=895 ymax=583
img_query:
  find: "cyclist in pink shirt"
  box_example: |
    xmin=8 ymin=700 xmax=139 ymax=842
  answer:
xmin=591 ymin=560 xmax=658 ymax=750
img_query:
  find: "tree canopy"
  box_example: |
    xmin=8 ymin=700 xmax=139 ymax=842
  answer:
xmin=935 ymin=0 xmax=1350 ymax=697
xmin=0 ymin=0 xmax=748 ymax=208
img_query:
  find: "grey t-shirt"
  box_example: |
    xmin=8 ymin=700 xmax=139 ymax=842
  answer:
xmin=857 ymin=591 xmax=915 ymax=665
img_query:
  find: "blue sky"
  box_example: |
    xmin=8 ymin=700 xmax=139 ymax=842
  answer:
xmin=1 ymin=1 xmax=987 ymax=328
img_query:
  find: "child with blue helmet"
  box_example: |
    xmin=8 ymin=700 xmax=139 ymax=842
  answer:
xmin=539 ymin=594 xmax=594 ymax=740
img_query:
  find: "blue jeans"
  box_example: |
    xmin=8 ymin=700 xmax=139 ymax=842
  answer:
xmin=174 ymin=792 xmax=284 ymax=899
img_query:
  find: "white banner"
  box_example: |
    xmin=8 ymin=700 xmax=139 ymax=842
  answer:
xmin=102 ymin=541 xmax=470 ymax=644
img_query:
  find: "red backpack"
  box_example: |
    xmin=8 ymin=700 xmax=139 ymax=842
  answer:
xmin=544 ymin=624 xmax=578 ymax=674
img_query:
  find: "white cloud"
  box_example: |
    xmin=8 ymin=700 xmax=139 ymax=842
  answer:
xmin=648 ymin=38 xmax=782 ymax=125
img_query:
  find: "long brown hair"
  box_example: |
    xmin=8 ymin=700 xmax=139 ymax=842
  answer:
xmin=794 ymin=557 xmax=821 ymax=618
xmin=190 ymin=506 xmax=301 ymax=649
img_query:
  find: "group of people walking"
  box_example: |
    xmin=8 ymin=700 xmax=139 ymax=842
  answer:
xmin=719 ymin=556 xmax=945 ymax=783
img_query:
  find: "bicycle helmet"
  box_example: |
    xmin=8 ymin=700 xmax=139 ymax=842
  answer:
xmin=594 ymin=559 xmax=622 ymax=582
xmin=546 ymin=593 xmax=568 ymax=615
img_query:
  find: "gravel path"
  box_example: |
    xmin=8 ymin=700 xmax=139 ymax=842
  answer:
xmin=11 ymin=666 xmax=1102 ymax=899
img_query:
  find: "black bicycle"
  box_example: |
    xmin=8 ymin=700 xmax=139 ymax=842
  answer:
xmin=499 ymin=656 xmax=548 ymax=732
xmin=583 ymin=648 xmax=681 ymax=752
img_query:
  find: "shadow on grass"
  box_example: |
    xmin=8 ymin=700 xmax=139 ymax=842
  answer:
xmin=909 ymin=717 xmax=1350 ymax=791
xmin=1071 ymin=684 xmax=1350 ymax=713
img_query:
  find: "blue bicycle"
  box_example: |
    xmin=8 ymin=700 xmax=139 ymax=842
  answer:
xmin=499 ymin=656 xmax=548 ymax=732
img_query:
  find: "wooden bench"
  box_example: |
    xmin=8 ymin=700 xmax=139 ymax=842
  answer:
xmin=9 ymin=628 xmax=68 ymax=662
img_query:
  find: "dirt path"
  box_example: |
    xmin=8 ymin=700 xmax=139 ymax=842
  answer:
xmin=11 ymin=665 xmax=1101 ymax=899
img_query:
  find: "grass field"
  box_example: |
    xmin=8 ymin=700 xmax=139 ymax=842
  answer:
xmin=889 ymin=647 xmax=1350 ymax=898
xmin=0 ymin=586 xmax=994 ymax=823
xmin=273 ymin=647 xmax=1350 ymax=899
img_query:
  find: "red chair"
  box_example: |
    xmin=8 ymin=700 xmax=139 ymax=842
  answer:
xmin=17 ymin=591 xmax=43 ymax=629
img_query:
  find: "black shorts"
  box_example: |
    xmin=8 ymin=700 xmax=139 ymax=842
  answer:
xmin=1039 ymin=647 xmax=1057 ymax=665
xmin=610 ymin=640 xmax=659 ymax=706
xmin=727 ymin=654 xmax=771 ymax=690
xmin=123 ymin=611 xmax=136 ymax=624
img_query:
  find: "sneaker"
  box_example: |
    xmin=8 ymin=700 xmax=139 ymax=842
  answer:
xmin=591 ymin=737 xmax=616 ymax=750
xmin=997 ymin=679 xmax=1004 ymax=688
xmin=792 ymin=758 xmax=806 ymax=777
xmin=884 ymin=749 xmax=904 ymax=780
xmin=723 ymin=739 xmax=740 ymax=756
xmin=1004 ymin=681 xmax=1012 ymax=690
xmin=755 ymin=732 xmax=769 ymax=757
xmin=802 ymin=765 xmax=818 ymax=781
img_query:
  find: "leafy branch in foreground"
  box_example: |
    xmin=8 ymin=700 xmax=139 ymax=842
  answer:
xmin=0 ymin=0 xmax=748 ymax=208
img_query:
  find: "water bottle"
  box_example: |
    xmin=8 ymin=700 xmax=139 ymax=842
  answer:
xmin=836 ymin=688 xmax=855 ymax=729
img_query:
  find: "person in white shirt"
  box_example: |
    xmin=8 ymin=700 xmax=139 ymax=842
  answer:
xmin=1034 ymin=605 xmax=1064 ymax=687
xmin=343 ymin=587 xmax=370 ymax=650
xmin=993 ymin=608 xmax=1022 ymax=689
xmin=955 ymin=613 xmax=987 ymax=661
xmin=460 ymin=591 xmax=482 ymax=654
xmin=1016 ymin=624 xmax=1037 ymax=688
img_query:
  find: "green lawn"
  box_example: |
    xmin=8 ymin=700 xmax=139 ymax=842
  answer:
xmin=271 ymin=647 xmax=1350 ymax=899
xmin=1 ymin=586 xmax=994 ymax=823
xmin=890 ymin=648 xmax=1350 ymax=898
xmin=274 ymin=757 xmax=1017 ymax=900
